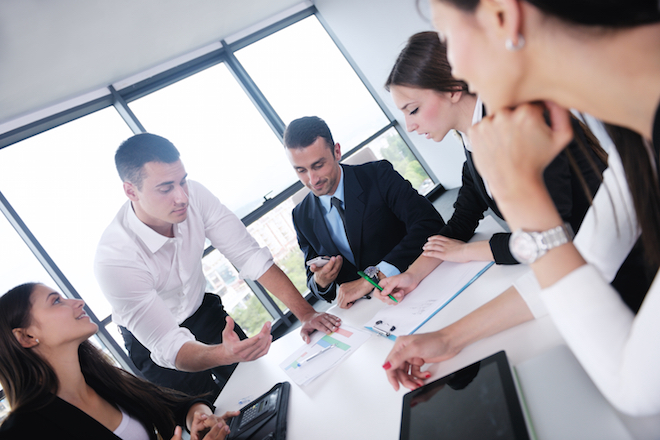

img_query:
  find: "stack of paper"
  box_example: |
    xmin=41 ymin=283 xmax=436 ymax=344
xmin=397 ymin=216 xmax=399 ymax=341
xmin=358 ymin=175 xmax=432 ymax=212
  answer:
xmin=279 ymin=325 xmax=370 ymax=386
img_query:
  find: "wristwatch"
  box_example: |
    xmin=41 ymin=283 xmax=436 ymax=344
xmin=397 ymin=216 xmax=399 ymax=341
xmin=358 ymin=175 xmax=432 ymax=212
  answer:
xmin=364 ymin=266 xmax=381 ymax=283
xmin=509 ymin=223 xmax=574 ymax=264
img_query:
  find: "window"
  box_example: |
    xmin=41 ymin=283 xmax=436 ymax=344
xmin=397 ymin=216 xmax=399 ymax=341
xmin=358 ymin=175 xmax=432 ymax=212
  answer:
xmin=0 ymin=107 xmax=132 ymax=318
xmin=128 ymin=63 xmax=297 ymax=218
xmin=0 ymin=8 xmax=435 ymax=364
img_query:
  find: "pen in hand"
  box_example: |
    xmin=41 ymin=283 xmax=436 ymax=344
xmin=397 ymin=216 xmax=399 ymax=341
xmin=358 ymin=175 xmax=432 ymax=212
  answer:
xmin=357 ymin=270 xmax=399 ymax=303
xmin=297 ymin=344 xmax=336 ymax=367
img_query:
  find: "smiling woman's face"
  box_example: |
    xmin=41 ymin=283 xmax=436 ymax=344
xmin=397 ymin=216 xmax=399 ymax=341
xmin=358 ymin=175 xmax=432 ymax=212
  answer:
xmin=23 ymin=284 xmax=98 ymax=349
xmin=430 ymin=0 xmax=526 ymax=111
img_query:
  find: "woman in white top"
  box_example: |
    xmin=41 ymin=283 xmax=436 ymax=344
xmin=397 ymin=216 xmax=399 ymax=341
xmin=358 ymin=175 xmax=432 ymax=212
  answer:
xmin=384 ymin=0 xmax=660 ymax=416
xmin=0 ymin=282 xmax=236 ymax=439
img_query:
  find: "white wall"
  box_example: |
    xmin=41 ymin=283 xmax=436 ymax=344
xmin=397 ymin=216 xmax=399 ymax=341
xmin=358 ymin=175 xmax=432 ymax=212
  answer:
xmin=314 ymin=0 xmax=465 ymax=189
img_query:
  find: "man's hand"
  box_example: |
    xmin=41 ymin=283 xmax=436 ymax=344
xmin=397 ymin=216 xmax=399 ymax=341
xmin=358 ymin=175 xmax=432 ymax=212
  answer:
xmin=219 ymin=316 xmax=272 ymax=364
xmin=337 ymin=278 xmax=376 ymax=309
xmin=299 ymin=312 xmax=341 ymax=343
xmin=310 ymin=255 xmax=342 ymax=289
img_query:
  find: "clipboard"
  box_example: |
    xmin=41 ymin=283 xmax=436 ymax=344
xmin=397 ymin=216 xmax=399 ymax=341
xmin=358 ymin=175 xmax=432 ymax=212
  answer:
xmin=364 ymin=260 xmax=493 ymax=340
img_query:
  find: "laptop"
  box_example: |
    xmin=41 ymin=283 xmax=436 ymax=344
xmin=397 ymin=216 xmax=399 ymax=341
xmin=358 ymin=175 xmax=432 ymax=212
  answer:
xmin=227 ymin=382 xmax=290 ymax=440
xmin=399 ymin=351 xmax=530 ymax=440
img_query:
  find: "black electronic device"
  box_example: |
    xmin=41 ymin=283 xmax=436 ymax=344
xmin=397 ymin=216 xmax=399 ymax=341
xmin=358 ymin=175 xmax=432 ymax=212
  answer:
xmin=400 ymin=351 xmax=530 ymax=440
xmin=228 ymin=382 xmax=290 ymax=440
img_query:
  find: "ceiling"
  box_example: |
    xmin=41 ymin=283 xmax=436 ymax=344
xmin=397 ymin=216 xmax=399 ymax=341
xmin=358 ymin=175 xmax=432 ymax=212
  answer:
xmin=0 ymin=0 xmax=307 ymax=127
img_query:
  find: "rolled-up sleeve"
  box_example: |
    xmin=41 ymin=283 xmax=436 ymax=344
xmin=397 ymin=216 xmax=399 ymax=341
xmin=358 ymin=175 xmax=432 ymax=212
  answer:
xmin=94 ymin=259 xmax=195 ymax=369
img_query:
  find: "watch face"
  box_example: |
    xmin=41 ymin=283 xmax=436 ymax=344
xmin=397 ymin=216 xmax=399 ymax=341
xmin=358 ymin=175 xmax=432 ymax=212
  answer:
xmin=510 ymin=231 xmax=539 ymax=264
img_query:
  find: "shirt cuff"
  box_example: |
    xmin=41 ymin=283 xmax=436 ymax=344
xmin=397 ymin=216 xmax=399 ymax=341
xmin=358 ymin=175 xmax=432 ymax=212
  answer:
xmin=310 ymin=277 xmax=335 ymax=302
xmin=238 ymin=246 xmax=274 ymax=281
xmin=513 ymin=269 xmax=548 ymax=319
xmin=150 ymin=326 xmax=197 ymax=369
xmin=377 ymin=261 xmax=401 ymax=278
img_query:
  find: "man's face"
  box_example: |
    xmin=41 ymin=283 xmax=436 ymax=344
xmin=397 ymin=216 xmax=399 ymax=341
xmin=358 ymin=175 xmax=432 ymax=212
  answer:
xmin=286 ymin=137 xmax=342 ymax=197
xmin=124 ymin=159 xmax=189 ymax=236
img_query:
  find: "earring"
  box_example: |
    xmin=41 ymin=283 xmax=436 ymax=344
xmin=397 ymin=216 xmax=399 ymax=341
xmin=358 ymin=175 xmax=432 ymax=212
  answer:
xmin=505 ymin=34 xmax=525 ymax=51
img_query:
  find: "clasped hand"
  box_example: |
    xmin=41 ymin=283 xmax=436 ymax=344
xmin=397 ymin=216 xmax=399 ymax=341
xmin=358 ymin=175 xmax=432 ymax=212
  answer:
xmin=467 ymin=101 xmax=574 ymax=206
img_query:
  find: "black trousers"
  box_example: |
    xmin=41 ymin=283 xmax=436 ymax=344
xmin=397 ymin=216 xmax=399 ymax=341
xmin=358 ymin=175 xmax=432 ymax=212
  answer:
xmin=120 ymin=293 xmax=247 ymax=400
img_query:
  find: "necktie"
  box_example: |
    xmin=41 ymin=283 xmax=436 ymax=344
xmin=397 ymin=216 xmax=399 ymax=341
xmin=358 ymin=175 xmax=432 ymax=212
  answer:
xmin=331 ymin=196 xmax=349 ymax=239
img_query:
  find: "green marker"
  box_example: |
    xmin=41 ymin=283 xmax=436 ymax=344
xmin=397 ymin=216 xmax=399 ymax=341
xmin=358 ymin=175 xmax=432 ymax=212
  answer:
xmin=357 ymin=270 xmax=398 ymax=303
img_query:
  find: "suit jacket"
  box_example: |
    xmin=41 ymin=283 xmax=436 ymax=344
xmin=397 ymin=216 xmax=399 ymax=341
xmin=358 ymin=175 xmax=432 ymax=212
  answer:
xmin=0 ymin=381 xmax=211 ymax=440
xmin=292 ymin=160 xmax=445 ymax=301
xmin=440 ymin=122 xmax=606 ymax=264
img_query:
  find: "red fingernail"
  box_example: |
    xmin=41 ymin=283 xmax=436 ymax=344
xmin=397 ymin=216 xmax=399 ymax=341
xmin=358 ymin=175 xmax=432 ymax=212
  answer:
xmin=425 ymin=373 xmax=431 ymax=378
xmin=382 ymin=361 xmax=392 ymax=370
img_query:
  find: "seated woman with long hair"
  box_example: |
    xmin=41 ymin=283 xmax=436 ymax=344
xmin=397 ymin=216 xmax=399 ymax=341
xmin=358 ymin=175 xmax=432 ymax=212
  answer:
xmin=380 ymin=29 xmax=652 ymax=399
xmin=384 ymin=0 xmax=660 ymax=417
xmin=0 ymin=282 xmax=236 ymax=439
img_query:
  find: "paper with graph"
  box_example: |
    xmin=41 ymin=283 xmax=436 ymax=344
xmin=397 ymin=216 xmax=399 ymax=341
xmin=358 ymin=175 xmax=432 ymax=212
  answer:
xmin=279 ymin=325 xmax=371 ymax=386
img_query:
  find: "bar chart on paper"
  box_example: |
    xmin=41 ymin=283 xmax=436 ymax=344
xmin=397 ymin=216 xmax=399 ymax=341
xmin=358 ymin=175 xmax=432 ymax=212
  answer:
xmin=280 ymin=325 xmax=370 ymax=386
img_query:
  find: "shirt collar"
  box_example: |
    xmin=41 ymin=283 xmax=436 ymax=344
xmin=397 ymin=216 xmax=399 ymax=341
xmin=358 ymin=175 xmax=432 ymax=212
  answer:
xmin=318 ymin=166 xmax=345 ymax=214
xmin=126 ymin=202 xmax=172 ymax=253
xmin=457 ymin=96 xmax=484 ymax=152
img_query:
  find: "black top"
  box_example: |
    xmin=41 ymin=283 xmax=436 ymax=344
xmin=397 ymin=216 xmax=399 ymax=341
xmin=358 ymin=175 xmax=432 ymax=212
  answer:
xmin=440 ymin=119 xmax=606 ymax=265
xmin=0 ymin=379 xmax=213 ymax=440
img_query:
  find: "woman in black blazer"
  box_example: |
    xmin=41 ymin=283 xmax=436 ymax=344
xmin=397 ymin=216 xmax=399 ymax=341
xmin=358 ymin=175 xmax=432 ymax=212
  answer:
xmin=0 ymin=282 xmax=236 ymax=440
xmin=385 ymin=31 xmax=605 ymax=268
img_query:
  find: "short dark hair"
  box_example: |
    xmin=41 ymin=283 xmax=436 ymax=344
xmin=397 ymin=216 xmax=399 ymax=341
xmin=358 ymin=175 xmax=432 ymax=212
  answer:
xmin=115 ymin=133 xmax=180 ymax=189
xmin=283 ymin=116 xmax=335 ymax=151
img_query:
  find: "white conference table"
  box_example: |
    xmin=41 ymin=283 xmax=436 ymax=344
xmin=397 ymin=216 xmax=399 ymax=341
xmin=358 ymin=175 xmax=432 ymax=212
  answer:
xmin=214 ymin=219 xmax=568 ymax=439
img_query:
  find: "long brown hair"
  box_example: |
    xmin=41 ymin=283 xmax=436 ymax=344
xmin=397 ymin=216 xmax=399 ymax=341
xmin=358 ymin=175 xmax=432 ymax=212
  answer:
xmin=385 ymin=31 xmax=470 ymax=94
xmin=0 ymin=283 xmax=195 ymax=437
xmin=387 ymin=30 xmax=607 ymax=207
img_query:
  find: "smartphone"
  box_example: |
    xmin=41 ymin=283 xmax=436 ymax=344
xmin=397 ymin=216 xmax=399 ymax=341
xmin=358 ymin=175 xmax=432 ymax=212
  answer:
xmin=306 ymin=256 xmax=331 ymax=267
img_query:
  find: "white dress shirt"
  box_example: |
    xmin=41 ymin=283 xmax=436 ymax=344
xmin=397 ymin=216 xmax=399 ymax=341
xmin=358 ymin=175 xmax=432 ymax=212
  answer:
xmin=94 ymin=180 xmax=273 ymax=369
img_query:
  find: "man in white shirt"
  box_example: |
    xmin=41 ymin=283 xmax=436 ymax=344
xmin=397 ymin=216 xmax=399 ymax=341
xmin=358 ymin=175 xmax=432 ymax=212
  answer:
xmin=94 ymin=133 xmax=340 ymax=397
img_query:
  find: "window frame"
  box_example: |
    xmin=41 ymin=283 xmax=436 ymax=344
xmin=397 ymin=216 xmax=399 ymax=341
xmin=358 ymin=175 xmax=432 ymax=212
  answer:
xmin=0 ymin=6 xmax=440 ymax=369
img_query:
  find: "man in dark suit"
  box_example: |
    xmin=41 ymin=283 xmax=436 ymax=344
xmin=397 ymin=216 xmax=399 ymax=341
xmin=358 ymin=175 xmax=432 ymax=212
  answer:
xmin=284 ymin=116 xmax=445 ymax=308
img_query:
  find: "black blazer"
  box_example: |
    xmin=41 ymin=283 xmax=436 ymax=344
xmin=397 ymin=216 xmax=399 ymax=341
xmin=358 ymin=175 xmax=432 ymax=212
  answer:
xmin=440 ymin=127 xmax=606 ymax=264
xmin=292 ymin=160 xmax=445 ymax=301
xmin=0 ymin=382 xmax=211 ymax=440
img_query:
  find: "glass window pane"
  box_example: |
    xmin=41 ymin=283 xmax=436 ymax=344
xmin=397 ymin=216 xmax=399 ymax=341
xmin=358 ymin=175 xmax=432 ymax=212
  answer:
xmin=0 ymin=211 xmax=54 ymax=294
xmin=343 ymin=127 xmax=433 ymax=195
xmin=0 ymin=108 xmax=133 ymax=319
xmin=247 ymin=196 xmax=306 ymax=312
xmin=202 ymin=249 xmax=272 ymax=337
xmin=236 ymin=16 xmax=390 ymax=151
xmin=128 ymin=63 xmax=297 ymax=219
